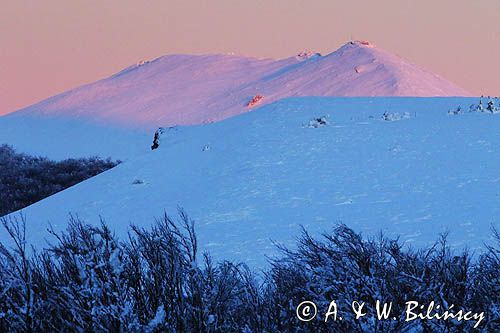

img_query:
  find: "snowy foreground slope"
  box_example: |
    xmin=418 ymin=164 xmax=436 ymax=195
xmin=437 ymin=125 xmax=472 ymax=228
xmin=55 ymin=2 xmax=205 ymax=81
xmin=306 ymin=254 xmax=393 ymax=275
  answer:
xmin=5 ymin=97 xmax=499 ymax=267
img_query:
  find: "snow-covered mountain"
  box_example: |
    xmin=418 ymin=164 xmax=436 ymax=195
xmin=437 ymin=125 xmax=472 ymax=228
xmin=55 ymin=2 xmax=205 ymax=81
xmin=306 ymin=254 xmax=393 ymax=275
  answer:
xmin=5 ymin=97 xmax=498 ymax=268
xmin=7 ymin=41 xmax=469 ymax=130
xmin=0 ymin=41 xmax=470 ymax=159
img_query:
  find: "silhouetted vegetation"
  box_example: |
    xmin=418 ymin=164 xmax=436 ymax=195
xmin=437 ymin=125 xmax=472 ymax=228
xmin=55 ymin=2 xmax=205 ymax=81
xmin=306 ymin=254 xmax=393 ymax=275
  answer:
xmin=0 ymin=212 xmax=498 ymax=332
xmin=0 ymin=145 xmax=119 ymax=216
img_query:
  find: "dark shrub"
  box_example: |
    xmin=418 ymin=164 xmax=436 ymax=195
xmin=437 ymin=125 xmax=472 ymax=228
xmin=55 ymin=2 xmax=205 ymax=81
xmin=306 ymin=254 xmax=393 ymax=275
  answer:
xmin=0 ymin=213 xmax=498 ymax=332
xmin=0 ymin=145 xmax=119 ymax=216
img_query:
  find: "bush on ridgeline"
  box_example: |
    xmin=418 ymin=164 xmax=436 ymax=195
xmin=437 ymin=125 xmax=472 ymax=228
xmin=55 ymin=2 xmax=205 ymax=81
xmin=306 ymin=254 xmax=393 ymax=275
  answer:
xmin=467 ymin=96 xmax=500 ymax=114
xmin=0 ymin=212 xmax=498 ymax=332
xmin=0 ymin=145 xmax=119 ymax=217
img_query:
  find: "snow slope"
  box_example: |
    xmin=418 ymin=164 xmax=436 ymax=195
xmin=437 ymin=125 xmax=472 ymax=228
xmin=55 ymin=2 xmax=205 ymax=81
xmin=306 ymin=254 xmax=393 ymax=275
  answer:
xmin=7 ymin=41 xmax=469 ymax=131
xmin=0 ymin=115 xmax=151 ymax=160
xmin=5 ymin=97 xmax=498 ymax=268
xmin=0 ymin=41 xmax=470 ymax=159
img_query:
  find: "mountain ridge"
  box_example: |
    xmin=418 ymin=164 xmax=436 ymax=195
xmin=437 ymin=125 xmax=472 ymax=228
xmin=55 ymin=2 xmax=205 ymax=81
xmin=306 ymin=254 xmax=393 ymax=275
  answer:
xmin=6 ymin=41 xmax=470 ymax=130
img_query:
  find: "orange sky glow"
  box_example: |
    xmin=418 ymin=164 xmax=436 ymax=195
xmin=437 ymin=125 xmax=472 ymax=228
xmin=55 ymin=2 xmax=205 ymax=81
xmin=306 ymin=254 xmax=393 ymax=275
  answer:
xmin=1 ymin=0 xmax=498 ymax=115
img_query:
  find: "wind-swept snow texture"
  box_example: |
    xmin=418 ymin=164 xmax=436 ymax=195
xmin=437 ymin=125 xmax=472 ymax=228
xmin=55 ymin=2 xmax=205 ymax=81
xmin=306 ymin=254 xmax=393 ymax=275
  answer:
xmin=7 ymin=41 xmax=470 ymax=132
xmin=5 ymin=97 xmax=498 ymax=268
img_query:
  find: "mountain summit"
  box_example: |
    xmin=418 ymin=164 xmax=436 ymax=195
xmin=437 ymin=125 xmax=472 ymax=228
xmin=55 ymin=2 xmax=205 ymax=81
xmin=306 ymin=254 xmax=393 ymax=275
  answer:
xmin=10 ymin=41 xmax=470 ymax=129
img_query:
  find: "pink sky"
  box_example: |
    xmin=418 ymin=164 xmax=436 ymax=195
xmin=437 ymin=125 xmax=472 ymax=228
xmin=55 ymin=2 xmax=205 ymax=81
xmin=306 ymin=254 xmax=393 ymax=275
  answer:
xmin=1 ymin=0 xmax=499 ymax=115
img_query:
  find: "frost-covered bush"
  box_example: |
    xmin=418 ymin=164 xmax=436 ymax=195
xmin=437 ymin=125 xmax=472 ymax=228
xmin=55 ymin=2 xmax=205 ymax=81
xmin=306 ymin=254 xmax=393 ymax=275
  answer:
xmin=468 ymin=97 xmax=500 ymax=114
xmin=0 ymin=145 xmax=119 ymax=216
xmin=382 ymin=111 xmax=411 ymax=121
xmin=0 ymin=212 xmax=262 ymax=332
xmin=448 ymin=106 xmax=464 ymax=115
xmin=151 ymin=127 xmax=177 ymax=150
xmin=267 ymin=227 xmax=499 ymax=332
xmin=486 ymin=99 xmax=497 ymax=113
xmin=307 ymin=116 xmax=329 ymax=128
xmin=0 ymin=213 xmax=498 ymax=332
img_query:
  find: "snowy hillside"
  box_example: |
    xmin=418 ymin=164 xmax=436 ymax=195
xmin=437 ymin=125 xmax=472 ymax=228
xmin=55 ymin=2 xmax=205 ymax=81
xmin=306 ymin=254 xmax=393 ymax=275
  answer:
xmin=5 ymin=97 xmax=499 ymax=267
xmin=0 ymin=116 xmax=151 ymax=160
xmin=7 ymin=41 xmax=469 ymax=131
xmin=0 ymin=41 xmax=471 ymax=160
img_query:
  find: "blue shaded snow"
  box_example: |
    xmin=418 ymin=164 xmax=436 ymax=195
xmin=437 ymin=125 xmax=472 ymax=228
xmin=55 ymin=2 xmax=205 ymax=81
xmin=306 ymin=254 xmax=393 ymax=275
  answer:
xmin=5 ymin=97 xmax=499 ymax=268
